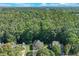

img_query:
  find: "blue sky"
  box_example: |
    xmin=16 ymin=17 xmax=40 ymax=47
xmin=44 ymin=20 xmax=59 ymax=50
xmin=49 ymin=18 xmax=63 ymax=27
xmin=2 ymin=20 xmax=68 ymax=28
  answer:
xmin=0 ymin=3 xmax=79 ymax=7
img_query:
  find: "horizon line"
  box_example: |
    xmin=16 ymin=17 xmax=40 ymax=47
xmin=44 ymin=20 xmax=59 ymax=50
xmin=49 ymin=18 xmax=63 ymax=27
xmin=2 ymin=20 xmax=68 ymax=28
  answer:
xmin=0 ymin=3 xmax=79 ymax=7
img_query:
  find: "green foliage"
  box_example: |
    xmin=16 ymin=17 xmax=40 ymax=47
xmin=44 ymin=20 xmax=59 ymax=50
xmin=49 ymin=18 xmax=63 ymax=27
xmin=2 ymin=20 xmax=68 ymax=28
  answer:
xmin=56 ymin=29 xmax=79 ymax=45
xmin=64 ymin=44 xmax=71 ymax=55
xmin=20 ymin=30 xmax=33 ymax=44
xmin=0 ymin=43 xmax=25 ymax=56
xmin=6 ymin=33 xmax=16 ymax=42
xmin=67 ymin=32 xmax=79 ymax=45
xmin=26 ymin=51 xmax=33 ymax=56
xmin=36 ymin=48 xmax=55 ymax=56
xmin=0 ymin=8 xmax=78 ymax=44
xmin=69 ymin=44 xmax=79 ymax=55
xmin=33 ymin=40 xmax=44 ymax=50
xmin=51 ymin=41 xmax=61 ymax=56
xmin=0 ymin=8 xmax=79 ymax=56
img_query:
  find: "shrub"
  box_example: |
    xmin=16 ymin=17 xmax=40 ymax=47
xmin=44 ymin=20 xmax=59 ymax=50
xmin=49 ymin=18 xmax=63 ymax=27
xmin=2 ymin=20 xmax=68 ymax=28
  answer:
xmin=51 ymin=41 xmax=61 ymax=56
xmin=64 ymin=44 xmax=71 ymax=55
xmin=26 ymin=51 xmax=33 ymax=56
xmin=36 ymin=48 xmax=55 ymax=56
xmin=69 ymin=44 xmax=79 ymax=55
xmin=32 ymin=40 xmax=44 ymax=50
xmin=0 ymin=43 xmax=26 ymax=56
xmin=67 ymin=32 xmax=79 ymax=45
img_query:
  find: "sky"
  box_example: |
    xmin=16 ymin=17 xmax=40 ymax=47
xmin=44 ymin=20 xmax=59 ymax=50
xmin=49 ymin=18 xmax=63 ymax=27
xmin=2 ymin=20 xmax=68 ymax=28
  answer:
xmin=0 ymin=3 xmax=79 ymax=7
xmin=0 ymin=0 xmax=79 ymax=3
xmin=0 ymin=0 xmax=79 ymax=7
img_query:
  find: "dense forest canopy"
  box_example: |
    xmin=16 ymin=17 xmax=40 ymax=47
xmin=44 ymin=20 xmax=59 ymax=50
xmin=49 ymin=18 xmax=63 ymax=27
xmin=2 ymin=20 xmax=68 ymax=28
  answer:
xmin=0 ymin=7 xmax=79 ymax=56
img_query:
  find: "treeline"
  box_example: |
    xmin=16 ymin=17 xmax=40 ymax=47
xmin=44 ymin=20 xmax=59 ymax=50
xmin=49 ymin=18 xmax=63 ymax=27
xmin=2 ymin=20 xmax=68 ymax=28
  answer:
xmin=0 ymin=8 xmax=79 ymax=55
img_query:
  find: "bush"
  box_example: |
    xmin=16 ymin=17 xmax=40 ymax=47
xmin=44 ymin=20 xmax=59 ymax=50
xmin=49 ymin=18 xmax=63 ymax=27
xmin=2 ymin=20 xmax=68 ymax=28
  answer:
xmin=0 ymin=43 xmax=26 ymax=56
xmin=32 ymin=40 xmax=44 ymax=50
xmin=26 ymin=51 xmax=33 ymax=56
xmin=67 ymin=32 xmax=79 ymax=45
xmin=36 ymin=48 xmax=55 ymax=56
xmin=51 ymin=41 xmax=61 ymax=56
xmin=69 ymin=44 xmax=79 ymax=55
xmin=64 ymin=44 xmax=71 ymax=55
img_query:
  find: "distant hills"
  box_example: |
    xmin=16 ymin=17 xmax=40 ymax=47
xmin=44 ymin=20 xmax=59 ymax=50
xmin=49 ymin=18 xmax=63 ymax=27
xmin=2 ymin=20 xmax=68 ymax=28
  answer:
xmin=0 ymin=3 xmax=79 ymax=7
